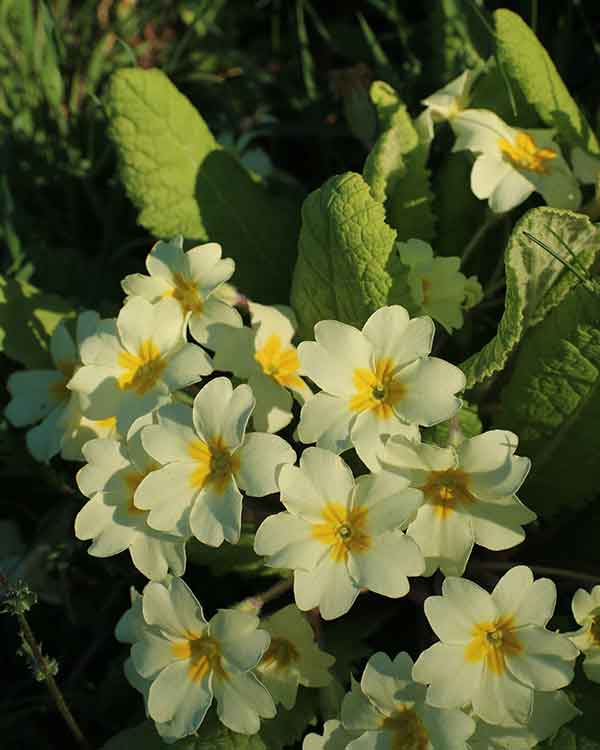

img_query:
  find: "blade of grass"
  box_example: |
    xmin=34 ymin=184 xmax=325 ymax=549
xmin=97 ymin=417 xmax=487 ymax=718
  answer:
xmin=296 ymin=0 xmax=317 ymax=101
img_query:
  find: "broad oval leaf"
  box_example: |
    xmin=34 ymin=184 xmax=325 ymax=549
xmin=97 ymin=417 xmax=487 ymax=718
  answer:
xmin=461 ymin=207 xmax=600 ymax=389
xmin=106 ymin=68 xmax=300 ymax=303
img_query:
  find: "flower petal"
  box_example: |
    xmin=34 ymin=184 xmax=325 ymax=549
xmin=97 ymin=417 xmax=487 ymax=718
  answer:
xmin=348 ymin=532 xmax=423 ymax=598
xmin=294 ymin=556 xmax=359 ymax=620
xmin=297 ymin=392 xmax=354 ymax=454
xmin=189 ymin=480 xmax=242 ymax=546
xmin=213 ymin=672 xmax=276 ymax=734
xmin=235 ymin=432 xmax=296 ymax=497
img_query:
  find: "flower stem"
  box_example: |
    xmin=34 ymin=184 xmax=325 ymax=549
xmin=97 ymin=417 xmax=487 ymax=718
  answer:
xmin=461 ymin=213 xmax=501 ymax=268
xmin=471 ymin=560 xmax=600 ymax=587
xmin=236 ymin=578 xmax=293 ymax=614
xmin=18 ymin=614 xmax=92 ymax=750
xmin=1 ymin=576 xmax=91 ymax=750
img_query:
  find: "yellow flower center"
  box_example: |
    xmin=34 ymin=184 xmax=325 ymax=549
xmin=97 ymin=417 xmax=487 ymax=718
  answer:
xmin=188 ymin=435 xmax=240 ymax=493
xmin=171 ymin=633 xmax=226 ymax=682
xmin=350 ymin=357 xmax=406 ymax=419
xmin=381 ymin=707 xmax=428 ymax=750
xmin=311 ymin=502 xmax=371 ymax=562
xmin=164 ymin=272 xmax=204 ymax=315
xmin=91 ymin=416 xmax=117 ymax=430
xmin=49 ymin=361 xmax=76 ymax=402
xmin=254 ymin=334 xmax=304 ymax=389
xmin=464 ymin=614 xmax=522 ymax=674
xmin=261 ymin=637 xmax=300 ymax=669
xmin=420 ymin=468 xmax=475 ymax=519
xmin=123 ymin=464 xmax=158 ymax=516
xmin=498 ymin=131 xmax=557 ymax=174
xmin=117 ymin=339 xmax=167 ymax=395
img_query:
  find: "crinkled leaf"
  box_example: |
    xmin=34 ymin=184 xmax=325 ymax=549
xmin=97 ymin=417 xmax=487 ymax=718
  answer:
xmin=364 ymin=91 xmax=435 ymax=244
xmin=260 ymin=687 xmax=318 ymax=750
xmin=461 ymin=207 xmax=600 ymax=389
xmin=494 ymin=8 xmax=599 ymax=153
xmin=369 ymin=80 xmax=402 ymax=132
xmin=500 ymin=285 xmax=600 ymax=518
xmin=106 ymin=68 xmax=300 ymax=303
xmin=0 ymin=275 xmax=75 ymax=368
xmin=290 ymin=172 xmax=396 ymax=339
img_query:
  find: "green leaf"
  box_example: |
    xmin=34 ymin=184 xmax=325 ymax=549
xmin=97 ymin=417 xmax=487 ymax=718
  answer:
xmin=102 ymin=714 xmax=269 ymax=750
xmin=427 ymin=0 xmax=489 ymax=84
xmin=493 ymin=8 xmax=600 ymax=153
xmin=432 ymin=152 xmax=486 ymax=257
xmin=0 ymin=275 xmax=75 ymax=368
xmin=260 ymin=688 xmax=318 ymax=750
xmin=424 ymin=401 xmax=482 ymax=447
xmin=101 ymin=721 xmax=165 ymax=750
xmin=363 ymin=94 xmax=435 ymax=244
xmin=369 ymin=80 xmax=402 ymax=132
xmin=500 ymin=285 xmax=600 ymax=518
xmin=290 ymin=172 xmax=397 ymax=339
xmin=187 ymin=528 xmax=282 ymax=578
xmin=105 ymin=68 xmax=300 ymax=303
xmin=469 ymin=59 xmax=538 ymax=128
xmin=461 ymin=207 xmax=600 ymax=389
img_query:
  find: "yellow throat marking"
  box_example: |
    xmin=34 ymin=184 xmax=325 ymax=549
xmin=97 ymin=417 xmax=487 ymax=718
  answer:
xmin=350 ymin=357 xmax=406 ymax=419
xmin=464 ymin=614 xmax=522 ymax=674
xmin=311 ymin=502 xmax=371 ymax=562
xmin=420 ymin=468 xmax=475 ymax=519
xmin=171 ymin=633 xmax=226 ymax=682
xmin=188 ymin=435 xmax=240 ymax=493
xmin=261 ymin=637 xmax=300 ymax=670
xmin=49 ymin=360 xmax=76 ymax=402
xmin=255 ymin=334 xmax=303 ymax=389
xmin=163 ymin=272 xmax=204 ymax=315
xmin=380 ymin=706 xmax=428 ymax=750
xmin=118 ymin=339 xmax=167 ymax=395
xmin=498 ymin=131 xmax=556 ymax=174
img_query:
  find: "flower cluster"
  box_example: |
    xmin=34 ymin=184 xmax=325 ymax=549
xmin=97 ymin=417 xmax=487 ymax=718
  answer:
xmin=3 ymin=228 xmax=594 ymax=747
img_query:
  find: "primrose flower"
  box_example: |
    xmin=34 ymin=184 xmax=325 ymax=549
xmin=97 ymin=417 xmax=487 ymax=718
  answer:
xmin=413 ymin=566 xmax=579 ymax=727
xmin=304 ymin=720 xmax=357 ymax=750
xmin=341 ymin=652 xmax=475 ymax=750
xmin=68 ymin=296 xmax=212 ymax=434
xmin=254 ymin=447 xmax=424 ymax=620
xmin=135 ymin=377 xmax=295 ymax=546
xmin=567 ymin=586 xmax=600 ymax=683
xmin=212 ymin=302 xmax=312 ymax=433
xmin=74 ymin=414 xmax=186 ymax=580
xmin=127 ymin=577 xmax=275 ymax=739
xmin=255 ymin=604 xmax=335 ymax=709
xmin=381 ymin=430 xmax=535 ymax=576
xmin=5 ymin=311 xmax=116 ymax=462
xmin=422 ymin=69 xmax=476 ymax=121
xmin=451 ymin=109 xmax=581 ymax=213
xmin=397 ymin=239 xmax=482 ymax=333
xmin=469 ymin=689 xmax=579 ymax=750
xmin=121 ymin=237 xmax=242 ymax=346
xmin=297 ymin=305 xmax=465 ymax=471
